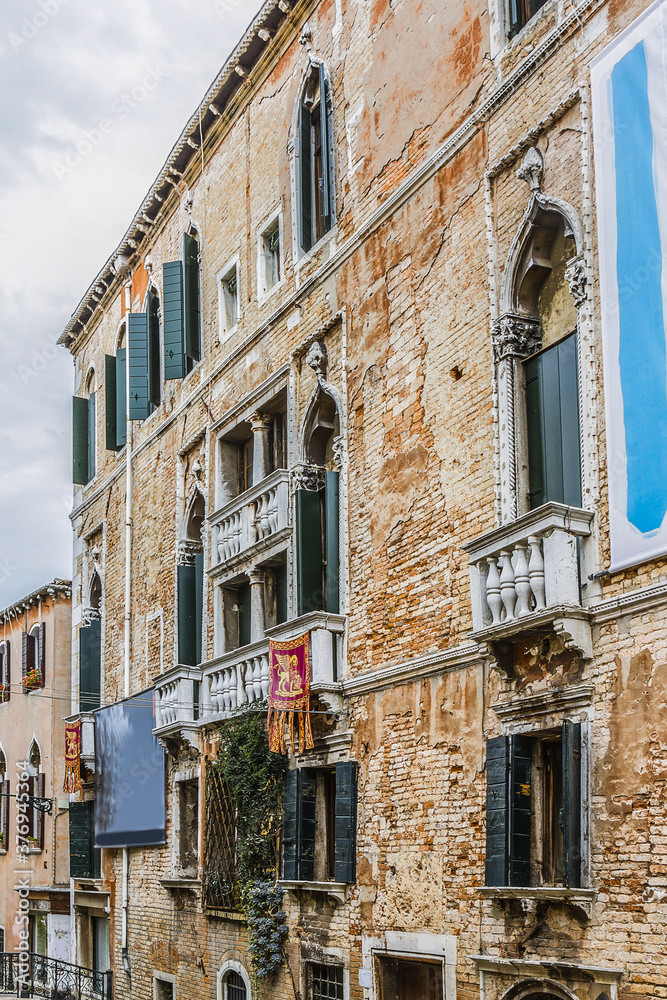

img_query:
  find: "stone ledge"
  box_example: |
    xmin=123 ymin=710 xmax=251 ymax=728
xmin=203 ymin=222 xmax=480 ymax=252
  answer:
xmin=279 ymin=879 xmax=348 ymax=904
xmin=479 ymin=885 xmax=597 ymax=919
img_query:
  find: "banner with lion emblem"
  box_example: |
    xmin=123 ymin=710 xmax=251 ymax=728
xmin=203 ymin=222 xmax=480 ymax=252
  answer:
xmin=63 ymin=719 xmax=83 ymax=792
xmin=267 ymin=632 xmax=313 ymax=754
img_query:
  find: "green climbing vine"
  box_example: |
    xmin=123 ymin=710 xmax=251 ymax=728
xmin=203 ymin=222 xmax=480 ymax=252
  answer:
xmin=213 ymin=709 xmax=289 ymax=977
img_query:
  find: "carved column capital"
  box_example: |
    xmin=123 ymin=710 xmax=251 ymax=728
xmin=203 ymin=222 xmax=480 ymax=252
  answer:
xmin=249 ymin=411 xmax=272 ymax=432
xmin=492 ymin=314 xmax=542 ymax=364
xmin=291 ymin=464 xmax=325 ymax=492
xmin=178 ymin=540 xmax=201 ymax=566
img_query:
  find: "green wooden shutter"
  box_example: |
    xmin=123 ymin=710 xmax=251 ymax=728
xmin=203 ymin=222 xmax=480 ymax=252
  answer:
xmin=163 ymin=260 xmax=186 ymax=379
xmin=485 ymin=736 xmax=509 ymax=886
xmin=509 ymin=734 xmax=532 ymax=886
xmin=334 ymin=761 xmax=357 ymax=883
xmin=128 ymin=312 xmax=150 ymax=420
xmin=296 ymin=489 xmax=324 ymax=615
xmin=147 ymin=289 xmax=161 ymax=407
xmin=104 ymin=356 xmax=118 ymax=451
xmin=299 ymin=101 xmax=313 ymax=253
xmin=195 ymin=552 xmax=204 ymax=666
xmin=525 ymin=353 xmax=546 ymax=507
xmin=238 ymin=583 xmax=251 ymax=648
xmin=178 ymin=564 xmax=197 ymax=667
xmin=183 ymin=233 xmax=201 ymax=362
xmin=69 ymin=800 xmax=95 ymax=878
xmin=325 ymin=471 xmax=340 ymax=613
xmin=282 ymin=769 xmax=299 ymax=879
xmin=80 ymin=619 xmax=101 ymax=712
xmin=87 ymin=392 xmax=96 ymax=479
xmin=72 ymin=396 xmax=90 ymax=485
xmin=37 ymin=622 xmax=46 ymax=687
xmin=562 ymin=720 xmax=582 ymax=888
xmin=299 ymin=769 xmax=317 ymax=881
xmin=557 ymin=334 xmax=582 ymax=507
xmin=319 ymin=64 xmax=333 ymax=233
xmin=115 ymin=349 xmax=127 ymax=448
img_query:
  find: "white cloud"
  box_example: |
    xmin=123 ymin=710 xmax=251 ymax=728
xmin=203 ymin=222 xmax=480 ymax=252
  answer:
xmin=0 ymin=0 xmax=264 ymax=607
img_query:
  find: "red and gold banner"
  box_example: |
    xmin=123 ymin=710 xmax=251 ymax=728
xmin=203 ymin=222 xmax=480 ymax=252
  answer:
xmin=267 ymin=632 xmax=313 ymax=755
xmin=63 ymin=721 xmax=82 ymax=793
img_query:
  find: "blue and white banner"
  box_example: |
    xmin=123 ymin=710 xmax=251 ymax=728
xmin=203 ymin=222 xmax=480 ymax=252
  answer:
xmin=592 ymin=0 xmax=667 ymax=570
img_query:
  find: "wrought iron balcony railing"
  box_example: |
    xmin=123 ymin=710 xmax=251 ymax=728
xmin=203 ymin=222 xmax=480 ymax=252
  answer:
xmin=0 ymin=952 xmax=111 ymax=999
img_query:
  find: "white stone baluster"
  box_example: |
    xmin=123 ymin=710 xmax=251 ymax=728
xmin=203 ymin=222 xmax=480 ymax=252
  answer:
xmin=237 ymin=662 xmax=247 ymax=706
xmin=499 ymin=549 xmax=517 ymax=621
xmin=213 ymin=671 xmax=225 ymax=713
xmin=229 ymin=667 xmax=238 ymax=711
xmin=513 ymin=543 xmax=532 ymax=616
xmin=485 ymin=557 xmax=503 ymax=624
xmin=252 ymin=658 xmax=263 ymax=702
xmin=527 ymin=534 xmax=546 ymax=610
xmin=268 ymin=488 xmax=278 ymax=535
xmin=260 ymin=653 xmax=270 ymax=699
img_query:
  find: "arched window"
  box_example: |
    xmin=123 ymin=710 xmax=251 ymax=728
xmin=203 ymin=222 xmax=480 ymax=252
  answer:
xmin=23 ymin=623 xmax=45 ymax=692
xmin=25 ymin=739 xmax=44 ymax=850
xmin=105 ymin=322 xmax=127 ymax=452
xmin=177 ymin=489 xmax=205 ymax=667
xmin=80 ymin=567 xmax=103 ymax=712
xmin=0 ymin=746 xmax=8 ymax=854
xmin=147 ymin=286 xmax=162 ymax=408
xmin=0 ymin=642 xmax=10 ymax=704
xmin=183 ymin=227 xmax=202 ymax=368
xmin=297 ymin=63 xmax=334 ymax=253
xmin=217 ymin=962 xmax=251 ymax=1000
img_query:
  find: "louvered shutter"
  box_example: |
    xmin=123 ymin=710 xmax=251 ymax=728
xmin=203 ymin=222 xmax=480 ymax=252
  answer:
xmin=299 ymin=100 xmax=313 ymax=252
xmin=79 ymin=619 xmax=101 ymax=712
xmin=299 ymin=769 xmax=317 ymax=881
xmin=36 ymin=773 xmax=45 ymax=849
xmin=1 ymin=779 xmax=9 ymax=851
xmin=104 ymin=355 xmax=119 ymax=451
xmin=147 ymin=289 xmax=161 ymax=407
xmin=69 ymin=800 xmax=95 ymax=878
xmin=296 ymin=488 xmax=323 ymax=615
xmin=485 ymin=736 xmax=509 ymax=886
xmin=319 ymin=63 xmax=333 ymax=233
xmin=195 ymin=552 xmax=204 ymax=666
xmin=128 ymin=312 xmax=150 ymax=420
xmin=334 ymin=761 xmax=357 ymax=883
xmin=562 ymin=719 xmax=582 ymax=888
xmin=177 ymin=564 xmax=197 ymax=667
xmin=2 ymin=642 xmax=10 ymax=702
xmin=163 ymin=260 xmax=186 ymax=379
xmin=87 ymin=392 xmax=96 ymax=479
xmin=115 ymin=349 xmax=127 ymax=447
xmin=508 ymin=735 xmax=532 ymax=886
xmin=72 ymin=396 xmax=90 ymax=485
xmin=183 ymin=233 xmax=201 ymax=362
xmin=282 ymin=769 xmax=299 ymax=879
xmin=37 ymin=623 xmax=46 ymax=687
xmin=325 ymin=471 xmax=340 ymax=614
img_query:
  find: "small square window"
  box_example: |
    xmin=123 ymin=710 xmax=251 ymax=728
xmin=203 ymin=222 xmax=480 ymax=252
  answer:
xmin=219 ymin=263 xmax=239 ymax=338
xmin=260 ymin=217 xmax=281 ymax=296
xmin=308 ymin=963 xmax=344 ymax=1000
xmin=376 ymin=957 xmax=443 ymax=1000
xmin=154 ymin=977 xmax=175 ymax=1000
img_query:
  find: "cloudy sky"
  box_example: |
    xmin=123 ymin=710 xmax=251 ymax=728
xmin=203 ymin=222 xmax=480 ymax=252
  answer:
xmin=0 ymin=0 xmax=263 ymax=608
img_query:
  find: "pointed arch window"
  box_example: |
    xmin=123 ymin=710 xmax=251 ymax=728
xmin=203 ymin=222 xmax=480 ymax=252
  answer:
xmin=105 ymin=324 xmax=127 ymax=451
xmin=0 ymin=642 xmax=10 ymax=704
xmin=26 ymin=740 xmax=44 ymax=850
xmin=178 ymin=490 xmax=205 ymax=667
xmin=72 ymin=368 xmax=97 ymax=485
xmin=298 ymin=63 xmax=334 ymax=254
xmin=0 ymin=747 xmax=8 ymax=853
xmin=23 ymin=623 xmax=45 ymax=692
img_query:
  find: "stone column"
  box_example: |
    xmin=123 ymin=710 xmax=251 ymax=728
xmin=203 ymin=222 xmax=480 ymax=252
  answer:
xmin=249 ymin=569 xmax=265 ymax=643
xmin=250 ymin=411 xmax=272 ymax=484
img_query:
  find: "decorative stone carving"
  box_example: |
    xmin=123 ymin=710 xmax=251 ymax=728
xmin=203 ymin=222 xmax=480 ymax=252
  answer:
xmin=306 ymin=341 xmax=328 ymax=380
xmin=565 ymin=256 xmax=587 ymax=307
xmin=81 ymin=607 xmax=101 ymax=627
xmin=190 ymin=458 xmax=203 ymax=482
xmin=291 ymin=464 xmax=325 ymax=492
xmin=177 ymin=540 xmax=201 ymax=566
xmin=249 ymin=411 xmax=272 ymax=431
xmin=516 ymin=146 xmax=544 ymax=193
xmin=299 ymin=22 xmax=313 ymax=48
xmin=332 ymin=435 xmax=344 ymax=471
xmin=492 ymin=314 xmax=542 ymax=364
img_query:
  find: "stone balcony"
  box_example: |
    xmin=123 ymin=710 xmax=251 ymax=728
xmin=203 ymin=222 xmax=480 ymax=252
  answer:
xmin=209 ymin=469 xmax=290 ymax=573
xmin=64 ymin=710 xmax=96 ymax=776
xmin=462 ymin=502 xmax=594 ymax=658
xmin=153 ymin=612 xmax=346 ymax=741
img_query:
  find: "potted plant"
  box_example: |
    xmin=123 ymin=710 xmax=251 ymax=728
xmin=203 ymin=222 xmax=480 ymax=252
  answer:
xmin=24 ymin=668 xmax=41 ymax=691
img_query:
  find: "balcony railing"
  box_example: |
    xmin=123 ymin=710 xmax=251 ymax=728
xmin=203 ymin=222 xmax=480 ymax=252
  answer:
xmin=463 ymin=502 xmax=594 ymax=651
xmin=210 ymin=469 xmax=290 ymax=569
xmin=0 ymin=952 xmax=111 ymax=998
xmin=153 ymin=613 xmax=346 ymax=737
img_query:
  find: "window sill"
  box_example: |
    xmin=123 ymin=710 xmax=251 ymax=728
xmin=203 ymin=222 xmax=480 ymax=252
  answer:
xmin=479 ymin=885 xmax=596 ymax=919
xmin=279 ymin=879 xmax=348 ymax=904
xmin=73 ymin=878 xmax=104 ymax=890
xmin=160 ymin=877 xmax=201 ymax=893
xmin=294 ymin=225 xmax=337 ymax=272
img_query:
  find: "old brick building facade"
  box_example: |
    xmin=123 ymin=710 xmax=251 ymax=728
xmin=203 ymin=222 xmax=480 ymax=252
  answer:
xmin=57 ymin=0 xmax=667 ymax=998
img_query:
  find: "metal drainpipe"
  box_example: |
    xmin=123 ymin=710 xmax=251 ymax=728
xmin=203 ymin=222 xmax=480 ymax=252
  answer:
xmin=122 ymin=281 xmax=132 ymax=971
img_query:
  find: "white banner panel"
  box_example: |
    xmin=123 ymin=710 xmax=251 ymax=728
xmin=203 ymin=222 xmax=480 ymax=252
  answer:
xmin=592 ymin=0 xmax=667 ymax=570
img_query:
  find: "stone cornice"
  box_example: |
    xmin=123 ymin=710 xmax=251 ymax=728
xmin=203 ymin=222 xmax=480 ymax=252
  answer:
xmin=0 ymin=580 xmax=72 ymax=621
xmin=343 ymin=643 xmax=481 ymax=697
xmin=591 ymin=579 xmax=667 ymax=623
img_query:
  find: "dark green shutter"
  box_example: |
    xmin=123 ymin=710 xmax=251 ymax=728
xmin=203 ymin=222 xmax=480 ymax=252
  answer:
xmin=282 ymin=769 xmax=299 ymax=879
xmin=562 ymin=720 xmax=582 ymax=888
xmin=485 ymin=736 xmax=509 ymax=886
xmin=296 ymin=489 xmax=323 ymax=615
xmin=147 ymin=289 xmax=161 ymax=407
xmin=299 ymin=769 xmax=317 ymax=881
xmin=87 ymin=393 xmax=96 ymax=480
xmin=525 ymin=333 xmax=581 ymax=509
xmin=276 ymin=564 xmax=287 ymax=625
xmin=325 ymin=471 xmax=340 ymax=613
xmin=238 ymin=583 xmax=251 ymax=648
xmin=104 ymin=356 xmax=120 ymax=452
xmin=334 ymin=761 xmax=357 ymax=883
xmin=115 ymin=349 xmax=127 ymax=448
xmin=183 ymin=233 xmax=201 ymax=362
xmin=69 ymin=801 xmax=99 ymax=879
xmin=509 ymin=734 xmax=532 ymax=886
xmin=72 ymin=396 xmax=90 ymax=485
xmin=79 ymin=619 xmax=101 ymax=712
xmin=163 ymin=260 xmax=186 ymax=379
xmin=319 ymin=64 xmax=333 ymax=233
xmin=37 ymin=623 xmax=46 ymax=686
xmin=178 ymin=564 xmax=197 ymax=667
xmin=299 ymin=101 xmax=313 ymax=252
xmin=195 ymin=552 xmax=203 ymax=666
xmin=128 ymin=312 xmax=150 ymax=420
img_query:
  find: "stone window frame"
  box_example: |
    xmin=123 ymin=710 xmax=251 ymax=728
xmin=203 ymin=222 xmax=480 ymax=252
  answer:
xmin=153 ymin=970 xmax=177 ymax=1000
xmin=361 ymin=932 xmax=457 ymax=1000
xmin=300 ymin=946 xmax=348 ymax=1000
xmin=217 ymin=252 xmax=241 ymax=343
xmin=487 ymin=0 xmax=558 ymax=60
xmin=171 ymin=767 xmax=201 ymax=879
xmin=217 ymin=959 xmax=252 ymax=1000
xmin=257 ymin=208 xmax=284 ymax=302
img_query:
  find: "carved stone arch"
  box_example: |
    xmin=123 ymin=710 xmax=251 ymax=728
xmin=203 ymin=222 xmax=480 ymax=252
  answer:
xmin=0 ymin=743 xmax=6 ymax=775
xmin=500 ymin=978 xmax=580 ymax=1000
xmin=88 ymin=570 xmax=102 ymax=614
xmin=298 ymin=343 xmax=343 ymax=470
xmin=179 ymin=483 xmax=205 ymax=566
xmin=27 ymin=736 xmax=42 ymax=773
xmin=116 ymin=316 xmax=127 ymax=351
